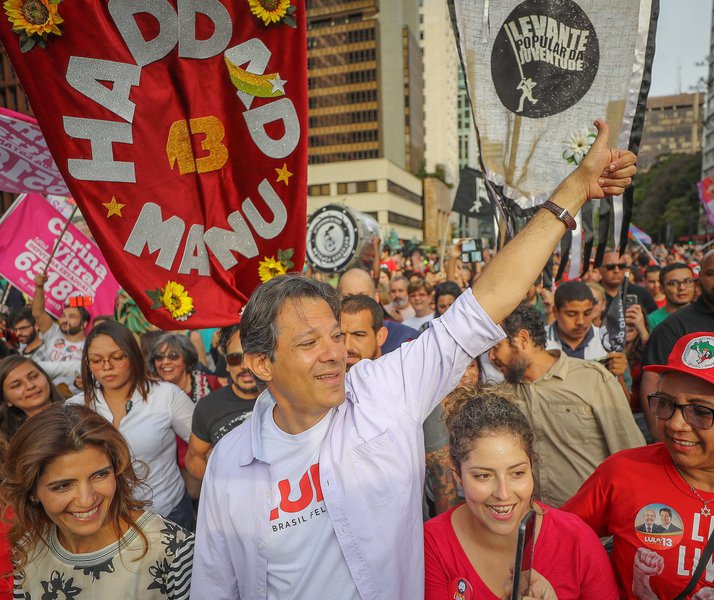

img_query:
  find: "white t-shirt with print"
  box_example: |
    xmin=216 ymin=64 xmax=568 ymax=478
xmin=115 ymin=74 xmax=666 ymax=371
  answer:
xmin=261 ymin=404 xmax=360 ymax=600
xmin=40 ymin=323 xmax=84 ymax=393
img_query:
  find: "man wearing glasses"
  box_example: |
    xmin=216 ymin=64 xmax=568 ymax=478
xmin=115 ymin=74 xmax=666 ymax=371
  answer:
xmin=599 ymin=249 xmax=658 ymax=315
xmin=646 ymin=263 xmax=695 ymax=331
xmin=564 ymin=332 xmax=714 ymax=600
xmin=185 ymin=324 xmax=259 ymax=480
xmin=640 ymin=251 xmax=714 ymax=439
xmin=403 ymin=276 xmax=434 ymax=331
xmin=8 ymin=307 xmax=46 ymax=360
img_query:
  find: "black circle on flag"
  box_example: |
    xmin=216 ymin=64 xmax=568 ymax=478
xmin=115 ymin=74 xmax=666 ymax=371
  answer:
xmin=491 ymin=0 xmax=599 ymax=118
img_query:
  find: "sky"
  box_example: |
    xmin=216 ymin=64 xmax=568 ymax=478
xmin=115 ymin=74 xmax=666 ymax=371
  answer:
xmin=649 ymin=0 xmax=712 ymax=97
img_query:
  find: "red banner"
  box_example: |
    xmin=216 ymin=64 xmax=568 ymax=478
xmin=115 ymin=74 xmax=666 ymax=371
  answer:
xmin=0 ymin=1 xmax=307 ymax=328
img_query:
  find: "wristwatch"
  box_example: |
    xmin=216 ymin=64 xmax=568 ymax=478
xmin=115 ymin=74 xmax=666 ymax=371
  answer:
xmin=540 ymin=200 xmax=577 ymax=230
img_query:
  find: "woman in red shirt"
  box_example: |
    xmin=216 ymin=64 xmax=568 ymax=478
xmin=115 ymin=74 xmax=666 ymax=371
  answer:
xmin=425 ymin=390 xmax=618 ymax=599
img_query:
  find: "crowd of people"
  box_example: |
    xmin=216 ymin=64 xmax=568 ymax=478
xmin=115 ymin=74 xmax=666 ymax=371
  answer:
xmin=0 ymin=122 xmax=711 ymax=599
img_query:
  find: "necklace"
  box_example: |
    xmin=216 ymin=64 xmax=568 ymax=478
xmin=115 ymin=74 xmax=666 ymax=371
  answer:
xmin=675 ymin=465 xmax=714 ymax=516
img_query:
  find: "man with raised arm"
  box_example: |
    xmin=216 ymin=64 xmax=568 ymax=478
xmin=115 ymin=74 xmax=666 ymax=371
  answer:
xmin=190 ymin=120 xmax=636 ymax=600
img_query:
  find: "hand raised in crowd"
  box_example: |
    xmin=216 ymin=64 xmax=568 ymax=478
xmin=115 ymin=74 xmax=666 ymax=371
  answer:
xmin=502 ymin=568 xmax=559 ymax=600
xmin=33 ymin=272 xmax=48 ymax=287
xmin=570 ymin=120 xmax=637 ymax=200
xmin=604 ymin=351 xmax=628 ymax=377
xmin=626 ymin=303 xmax=650 ymax=343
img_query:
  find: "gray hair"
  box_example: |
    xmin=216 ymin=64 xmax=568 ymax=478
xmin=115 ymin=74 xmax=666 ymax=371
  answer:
xmin=147 ymin=332 xmax=198 ymax=375
xmin=240 ymin=274 xmax=340 ymax=361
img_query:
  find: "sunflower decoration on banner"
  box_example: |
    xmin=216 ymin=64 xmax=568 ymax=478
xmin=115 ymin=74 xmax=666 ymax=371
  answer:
xmin=0 ymin=2 xmax=309 ymax=329
xmin=248 ymin=0 xmax=296 ymax=28
xmin=258 ymin=248 xmax=295 ymax=282
xmin=3 ymin=0 xmax=62 ymax=51
xmin=146 ymin=281 xmax=195 ymax=323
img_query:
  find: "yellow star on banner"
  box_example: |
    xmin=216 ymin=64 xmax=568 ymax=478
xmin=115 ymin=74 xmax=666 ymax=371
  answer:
xmin=102 ymin=197 xmax=125 ymax=218
xmin=275 ymin=163 xmax=293 ymax=186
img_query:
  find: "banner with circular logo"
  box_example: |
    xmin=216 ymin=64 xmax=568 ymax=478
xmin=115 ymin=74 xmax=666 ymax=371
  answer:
xmin=491 ymin=0 xmax=599 ymax=119
xmin=451 ymin=0 xmax=656 ymax=209
xmin=306 ymin=205 xmax=381 ymax=274
xmin=450 ymin=0 xmax=657 ymax=277
xmin=0 ymin=1 xmax=307 ymax=329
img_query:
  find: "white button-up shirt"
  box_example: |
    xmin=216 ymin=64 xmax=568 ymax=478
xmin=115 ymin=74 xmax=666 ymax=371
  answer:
xmin=190 ymin=290 xmax=504 ymax=599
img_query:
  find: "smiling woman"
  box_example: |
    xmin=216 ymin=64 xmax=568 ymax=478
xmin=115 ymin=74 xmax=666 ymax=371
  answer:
xmin=564 ymin=332 xmax=714 ymax=600
xmin=0 ymin=404 xmax=194 ymax=599
xmin=146 ymin=332 xmax=221 ymax=502
xmin=0 ymin=356 xmax=63 ymax=440
xmin=424 ymin=390 xmax=618 ymax=599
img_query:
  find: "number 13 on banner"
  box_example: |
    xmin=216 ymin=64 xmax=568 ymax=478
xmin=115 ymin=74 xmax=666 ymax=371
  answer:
xmin=166 ymin=116 xmax=229 ymax=176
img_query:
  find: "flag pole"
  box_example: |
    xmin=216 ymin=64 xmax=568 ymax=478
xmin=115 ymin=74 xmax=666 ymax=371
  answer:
xmin=631 ymin=232 xmax=657 ymax=265
xmin=43 ymin=204 xmax=79 ymax=275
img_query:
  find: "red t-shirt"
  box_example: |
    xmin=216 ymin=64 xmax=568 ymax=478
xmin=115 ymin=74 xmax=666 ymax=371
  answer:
xmin=0 ymin=513 xmax=13 ymax=599
xmin=424 ymin=501 xmax=618 ymax=600
xmin=564 ymin=443 xmax=714 ymax=599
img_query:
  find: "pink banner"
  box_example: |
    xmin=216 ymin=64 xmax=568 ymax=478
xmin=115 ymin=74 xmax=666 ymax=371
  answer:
xmin=0 ymin=194 xmax=119 ymax=320
xmin=0 ymin=107 xmax=68 ymax=195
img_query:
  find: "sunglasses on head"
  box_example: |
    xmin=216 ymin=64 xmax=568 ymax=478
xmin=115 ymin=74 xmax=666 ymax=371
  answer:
xmin=603 ymin=263 xmax=627 ymax=271
xmin=154 ymin=351 xmax=181 ymax=362
xmin=226 ymin=352 xmax=245 ymax=366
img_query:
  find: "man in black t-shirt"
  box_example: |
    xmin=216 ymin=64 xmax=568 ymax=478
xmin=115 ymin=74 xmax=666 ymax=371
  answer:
xmin=639 ymin=250 xmax=714 ymax=439
xmin=185 ymin=325 xmax=259 ymax=479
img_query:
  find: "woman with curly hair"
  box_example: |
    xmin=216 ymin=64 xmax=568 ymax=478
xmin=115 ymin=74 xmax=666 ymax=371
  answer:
xmin=0 ymin=356 xmax=63 ymax=440
xmin=1 ymin=403 xmax=194 ymax=599
xmin=424 ymin=390 xmax=618 ymax=599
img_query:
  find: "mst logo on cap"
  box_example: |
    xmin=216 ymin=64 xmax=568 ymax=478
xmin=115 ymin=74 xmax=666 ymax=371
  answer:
xmin=644 ymin=332 xmax=714 ymax=386
xmin=683 ymin=336 xmax=714 ymax=370
xmin=491 ymin=0 xmax=599 ymax=118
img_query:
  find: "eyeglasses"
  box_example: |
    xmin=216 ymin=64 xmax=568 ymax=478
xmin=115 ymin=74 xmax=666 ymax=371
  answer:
xmin=603 ymin=263 xmax=627 ymax=271
xmin=153 ymin=351 xmax=181 ymax=362
xmin=664 ymin=278 xmax=695 ymax=289
xmin=648 ymin=393 xmax=714 ymax=430
xmin=225 ymin=352 xmax=245 ymax=366
xmin=88 ymin=353 xmax=129 ymax=369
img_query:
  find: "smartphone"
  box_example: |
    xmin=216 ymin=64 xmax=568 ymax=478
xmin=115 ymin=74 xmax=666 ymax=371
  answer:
xmin=511 ymin=509 xmax=536 ymax=600
xmin=625 ymin=293 xmax=638 ymax=308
